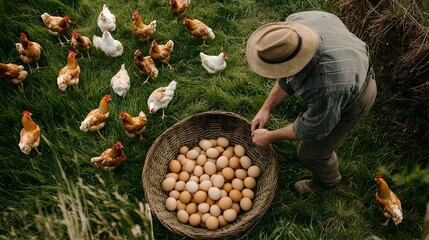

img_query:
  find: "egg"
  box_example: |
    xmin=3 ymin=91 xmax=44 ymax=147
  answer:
xmin=243 ymin=177 xmax=256 ymax=189
xmin=235 ymin=169 xmax=247 ymax=180
xmin=231 ymin=178 xmax=244 ymax=191
xmin=228 ymin=156 xmax=240 ymax=169
xmin=169 ymin=160 xmax=181 ymax=173
xmin=247 ymin=165 xmax=261 ymax=178
xmin=212 ymin=174 xmax=225 ymax=188
xmin=218 ymin=215 xmax=228 ymax=227
xmin=208 ymin=187 xmax=221 ymax=201
xmin=192 ymin=146 xmax=202 ymax=153
xmin=209 ymin=139 xmax=218 ymax=147
xmin=189 ymin=175 xmax=199 ymax=183
xmin=169 ymin=190 xmax=180 ymax=199
xmin=222 ymin=149 xmax=234 ymax=158
xmin=162 ymin=177 xmax=176 ymax=192
xmin=185 ymin=202 xmax=197 ymax=215
xmin=240 ymin=197 xmax=253 ymax=211
xmin=196 ymin=154 xmax=207 ymax=166
xmin=179 ymin=171 xmax=190 ymax=182
xmin=165 ymin=197 xmax=177 ymax=211
xmin=179 ymin=146 xmax=189 ymax=154
xmin=215 ymin=146 xmax=224 ymax=154
xmin=194 ymin=190 xmax=207 ymax=204
xmin=216 ymin=156 xmax=229 ymax=169
xmin=223 ymin=209 xmax=237 ymax=222
xmin=174 ymin=180 xmax=186 ymax=191
xmin=221 ymin=167 xmax=235 ymax=180
xmin=197 ymin=202 xmax=210 ymax=213
xmin=185 ymin=181 xmax=199 ymax=193
xmin=199 ymin=174 xmax=210 ymax=182
xmin=199 ymin=139 xmax=213 ymax=150
xmin=229 ymin=189 xmax=243 ymax=203
xmin=189 ymin=213 xmax=201 ymax=226
xmin=223 ymin=182 xmax=233 ymax=193
xmin=239 ymin=156 xmax=252 ymax=169
xmin=233 ymin=144 xmax=245 ymax=157
xmin=165 ymin=172 xmax=178 ymax=181
xmin=221 ymin=189 xmax=228 ymax=198
xmin=179 ymin=191 xmax=192 ymax=204
xmin=199 ymin=180 xmax=213 ymax=192
xmin=205 ymin=216 xmax=219 ymax=230
xmin=177 ymin=209 xmax=189 ymax=223
xmin=242 ymin=188 xmax=255 ymax=199
xmin=209 ymin=204 xmax=221 ymax=217
xmin=206 ymin=197 xmax=215 ymax=206
xmin=201 ymin=213 xmax=211 ymax=224
xmin=177 ymin=154 xmax=186 ymax=162
xmin=218 ymin=197 xmax=233 ymax=210
xmin=216 ymin=137 xmax=229 ymax=148
xmin=186 ymin=149 xmax=199 ymax=160
xmin=203 ymin=161 xmax=217 ymax=175
xmin=206 ymin=148 xmax=220 ymax=159
xmin=193 ymin=165 xmax=204 ymax=177
xmin=231 ymin=202 xmax=241 ymax=213
xmin=176 ymin=200 xmax=186 ymax=210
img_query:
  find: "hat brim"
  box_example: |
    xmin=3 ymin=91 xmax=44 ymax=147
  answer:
xmin=246 ymin=22 xmax=320 ymax=79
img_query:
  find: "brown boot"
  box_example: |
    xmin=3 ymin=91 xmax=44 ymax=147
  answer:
xmin=293 ymin=179 xmax=326 ymax=195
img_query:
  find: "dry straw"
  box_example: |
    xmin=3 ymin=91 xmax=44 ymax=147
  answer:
xmin=142 ymin=111 xmax=278 ymax=239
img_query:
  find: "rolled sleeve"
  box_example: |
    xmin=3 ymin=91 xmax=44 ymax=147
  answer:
xmin=277 ymin=78 xmax=295 ymax=95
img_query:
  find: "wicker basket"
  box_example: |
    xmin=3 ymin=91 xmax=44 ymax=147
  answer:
xmin=142 ymin=111 xmax=277 ymax=239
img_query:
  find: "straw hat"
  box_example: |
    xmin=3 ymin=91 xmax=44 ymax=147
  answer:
xmin=246 ymin=22 xmax=320 ymax=79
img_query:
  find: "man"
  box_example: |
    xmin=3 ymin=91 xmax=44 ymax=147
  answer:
xmin=246 ymin=11 xmax=377 ymax=195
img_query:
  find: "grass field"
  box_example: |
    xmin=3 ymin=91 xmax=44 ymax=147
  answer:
xmin=0 ymin=0 xmax=427 ymax=239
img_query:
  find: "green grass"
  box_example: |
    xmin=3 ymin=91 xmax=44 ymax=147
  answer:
xmin=0 ymin=0 xmax=427 ymax=239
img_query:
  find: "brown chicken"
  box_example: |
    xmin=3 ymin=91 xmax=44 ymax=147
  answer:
xmin=41 ymin=13 xmax=71 ymax=46
xmin=134 ymin=49 xmax=158 ymax=84
xmin=119 ymin=111 xmax=147 ymax=139
xmin=375 ymin=176 xmax=403 ymax=226
xmin=169 ymin=0 xmax=190 ymax=21
xmin=70 ymin=31 xmax=91 ymax=60
xmin=80 ymin=94 xmax=111 ymax=138
xmin=149 ymin=39 xmax=174 ymax=69
xmin=183 ymin=17 xmax=215 ymax=47
xmin=15 ymin=32 xmax=42 ymax=72
xmin=57 ymin=50 xmax=80 ymax=91
xmin=91 ymin=141 xmax=126 ymax=170
xmin=0 ymin=63 xmax=28 ymax=91
xmin=19 ymin=111 xmax=41 ymax=155
xmin=132 ymin=11 xmax=156 ymax=42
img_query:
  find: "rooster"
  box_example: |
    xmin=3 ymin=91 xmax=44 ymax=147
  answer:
xmin=15 ymin=32 xmax=42 ymax=72
xmin=119 ymin=111 xmax=147 ymax=139
xmin=375 ymin=176 xmax=403 ymax=226
xmin=91 ymin=141 xmax=126 ymax=170
xmin=0 ymin=63 xmax=28 ymax=91
xmin=57 ymin=50 xmax=80 ymax=91
xmin=149 ymin=39 xmax=174 ymax=69
xmin=132 ymin=11 xmax=156 ymax=42
xmin=169 ymin=0 xmax=190 ymax=22
xmin=97 ymin=4 xmax=116 ymax=32
xmin=147 ymin=81 xmax=177 ymax=120
xmin=200 ymin=51 xmax=228 ymax=74
xmin=111 ymin=64 xmax=130 ymax=99
xmin=134 ymin=49 xmax=158 ymax=84
xmin=41 ymin=13 xmax=71 ymax=46
xmin=93 ymin=29 xmax=123 ymax=57
xmin=70 ymin=31 xmax=92 ymax=60
xmin=19 ymin=111 xmax=41 ymax=155
xmin=80 ymin=94 xmax=111 ymax=138
xmin=183 ymin=17 xmax=215 ymax=47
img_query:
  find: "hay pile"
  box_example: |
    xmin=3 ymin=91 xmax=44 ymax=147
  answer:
xmin=337 ymin=0 xmax=429 ymax=135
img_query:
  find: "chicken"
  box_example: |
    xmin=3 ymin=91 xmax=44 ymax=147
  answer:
xmin=119 ymin=111 xmax=147 ymax=139
xmin=15 ymin=32 xmax=42 ymax=72
xmin=93 ymin=29 xmax=123 ymax=57
xmin=57 ymin=50 xmax=80 ymax=91
xmin=169 ymin=0 xmax=190 ymax=21
xmin=91 ymin=141 xmax=126 ymax=170
xmin=149 ymin=39 xmax=174 ymax=69
xmin=0 ymin=63 xmax=28 ymax=91
xmin=19 ymin=111 xmax=41 ymax=155
xmin=97 ymin=4 xmax=116 ymax=33
xmin=80 ymin=94 xmax=111 ymax=138
xmin=147 ymin=80 xmax=177 ymax=120
xmin=132 ymin=11 xmax=156 ymax=42
xmin=375 ymin=176 xmax=403 ymax=226
xmin=41 ymin=13 xmax=71 ymax=46
xmin=200 ymin=51 xmax=228 ymax=74
xmin=183 ymin=17 xmax=215 ymax=47
xmin=111 ymin=64 xmax=130 ymax=98
xmin=134 ymin=49 xmax=158 ymax=84
xmin=70 ymin=31 xmax=92 ymax=60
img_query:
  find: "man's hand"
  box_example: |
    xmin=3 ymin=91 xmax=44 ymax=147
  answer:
xmin=251 ymin=128 xmax=272 ymax=147
xmin=251 ymin=110 xmax=271 ymax=132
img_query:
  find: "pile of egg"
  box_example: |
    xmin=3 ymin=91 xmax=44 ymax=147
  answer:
xmin=162 ymin=137 xmax=261 ymax=230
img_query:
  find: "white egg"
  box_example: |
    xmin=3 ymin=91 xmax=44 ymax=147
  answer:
xmin=165 ymin=197 xmax=177 ymax=211
xmin=197 ymin=202 xmax=210 ymax=213
xmin=223 ymin=209 xmax=237 ymax=222
xmin=199 ymin=139 xmax=213 ymax=150
xmin=208 ymin=187 xmax=221 ymax=201
xmin=212 ymin=175 xmax=225 ymax=188
xmin=216 ymin=156 xmax=229 ymax=169
xmin=186 ymin=181 xmax=199 ymax=193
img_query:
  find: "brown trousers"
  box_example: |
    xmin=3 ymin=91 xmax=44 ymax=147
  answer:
xmin=297 ymin=69 xmax=377 ymax=186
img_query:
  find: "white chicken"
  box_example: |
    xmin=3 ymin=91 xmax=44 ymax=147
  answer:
xmin=97 ymin=4 xmax=116 ymax=32
xmin=147 ymin=81 xmax=177 ymax=120
xmin=93 ymin=30 xmax=123 ymax=57
xmin=111 ymin=64 xmax=130 ymax=98
xmin=200 ymin=51 xmax=228 ymax=74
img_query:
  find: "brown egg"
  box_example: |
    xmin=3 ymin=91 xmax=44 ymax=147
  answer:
xmin=231 ymin=178 xmax=244 ymax=191
xmin=179 ymin=191 xmax=192 ymax=204
xmin=235 ymin=169 xmax=247 ymax=180
xmin=231 ymin=202 xmax=241 ymax=213
xmin=201 ymin=213 xmax=211 ymax=223
xmin=223 ymin=209 xmax=237 ymax=222
xmin=229 ymin=189 xmax=243 ymax=203
xmin=186 ymin=202 xmax=197 ymax=215
xmin=228 ymin=156 xmax=240 ymax=169
xmin=206 ymin=148 xmax=220 ymax=159
xmin=206 ymin=197 xmax=215 ymax=206
xmin=215 ymin=146 xmax=224 ymax=154
xmin=165 ymin=172 xmax=178 ymax=181
xmin=218 ymin=197 xmax=233 ymax=210
xmin=199 ymin=139 xmax=213 ymax=150
xmin=186 ymin=149 xmax=199 ymax=160
xmin=193 ymin=190 xmax=207 ymax=204
xmin=212 ymin=174 xmax=225 ymax=188
xmin=165 ymin=197 xmax=177 ymax=211
xmin=177 ymin=154 xmax=186 ymax=162
xmin=221 ymin=167 xmax=235 ymax=180
xmin=162 ymin=177 xmax=176 ymax=192
xmin=222 ymin=149 xmax=234 ymax=158
xmin=177 ymin=209 xmax=189 ymax=223
xmin=176 ymin=200 xmax=186 ymax=210
xmin=240 ymin=197 xmax=253 ymax=211
xmin=197 ymin=202 xmax=210 ymax=213
xmin=203 ymin=161 xmax=217 ymax=176
xmin=196 ymin=154 xmax=207 ymax=166
xmin=216 ymin=137 xmax=229 ymax=148
xmin=216 ymin=156 xmax=229 ymax=169
xmin=218 ymin=215 xmax=228 ymax=227
xmin=209 ymin=139 xmax=218 ymax=147
xmin=209 ymin=204 xmax=221 ymax=217
xmin=174 ymin=180 xmax=186 ymax=191
xmin=205 ymin=216 xmax=219 ymax=230
xmin=169 ymin=190 xmax=180 ymax=199
xmin=242 ymin=188 xmax=255 ymax=200
xmin=193 ymin=165 xmax=204 ymax=177
xmin=189 ymin=175 xmax=199 ymax=183
xmin=223 ymin=182 xmax=233 ymax=193
xmin=179 ymin=146 xmax=189 ymax=154
xmin=179 ymin=171 xmax=190 ymax=182
xmin=247 ymin=165 xmax=261 ymax=178
xmin=169 ymin=160 xmax=181 ymax=173
xmin=233 ymin=145 xmax=245 ymax=157
xmin=189 ymin=213 xmax=202 ymax=226
xmin=243 ymin=177 xmax=256 ymax=189
xmin=239 ymin=156 xmax=252 ymax=169
xmin=192 ymin=146 xmax=202 ymax=153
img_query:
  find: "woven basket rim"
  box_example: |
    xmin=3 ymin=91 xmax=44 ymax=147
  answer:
xmin=142 ymin=111 xmax=278 ymax=239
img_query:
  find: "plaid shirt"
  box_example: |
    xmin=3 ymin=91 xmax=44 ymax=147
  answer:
xmin=278 ymin=11 xmax=370 ymax=141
